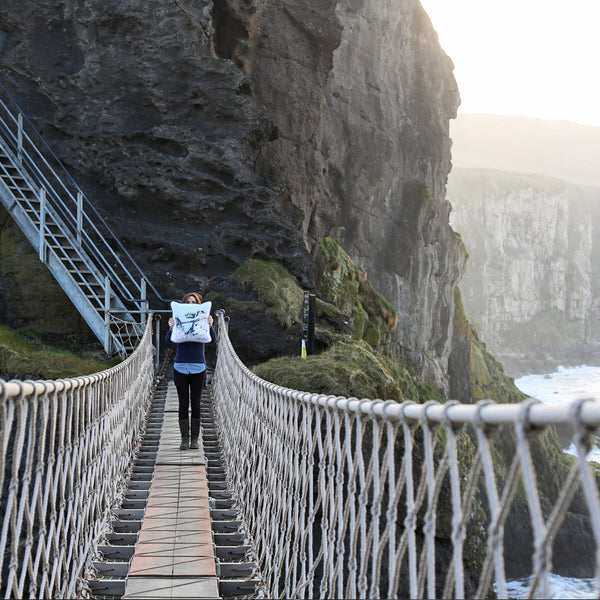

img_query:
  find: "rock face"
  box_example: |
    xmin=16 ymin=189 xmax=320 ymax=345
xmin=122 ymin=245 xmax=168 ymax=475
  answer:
xmin=234 ymin=0 xmax=463 ymax=388
xmin=449 ymin=168 xmax=600 ymax=375
xmin=0 ymin=0 xmax=464 ymax=391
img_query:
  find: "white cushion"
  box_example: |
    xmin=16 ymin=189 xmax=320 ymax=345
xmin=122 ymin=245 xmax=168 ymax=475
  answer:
xmin=170 ymin=301 xmax=212 ymax=343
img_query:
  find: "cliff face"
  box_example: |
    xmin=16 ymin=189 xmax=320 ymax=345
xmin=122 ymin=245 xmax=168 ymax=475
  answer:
xmin=0 ymin=0 xmax=464 ymax=391
xmin=449 ymin=168 xmax=600 ymax=375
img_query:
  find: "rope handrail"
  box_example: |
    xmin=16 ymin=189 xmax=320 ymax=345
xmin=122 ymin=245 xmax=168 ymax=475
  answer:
xmin=212 ymin=310 xmax=600 ymax=599
xmin=0 ymin=316 xmax=155 ymax=599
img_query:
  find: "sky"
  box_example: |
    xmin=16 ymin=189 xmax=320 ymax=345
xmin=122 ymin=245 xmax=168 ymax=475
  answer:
xmin=419 ymin=0 xmax=600 ymax=127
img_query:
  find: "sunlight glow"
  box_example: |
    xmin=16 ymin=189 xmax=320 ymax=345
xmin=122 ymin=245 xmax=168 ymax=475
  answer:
xmin=419 ymin=0 xmax=600 ymax=127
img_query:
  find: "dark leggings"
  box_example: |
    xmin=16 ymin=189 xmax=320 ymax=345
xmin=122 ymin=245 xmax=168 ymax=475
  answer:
xmin=174 ymin=369 xmax=206 ymax=420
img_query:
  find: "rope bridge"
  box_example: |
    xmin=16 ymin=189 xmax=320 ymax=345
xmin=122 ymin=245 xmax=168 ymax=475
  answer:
xmin=212 ymin=312 xmax=600 ymax=599
xmin=3 ymin=311 xmax=600 ymax=599
xmin=0 ymin=317 xmax=154 ymax=599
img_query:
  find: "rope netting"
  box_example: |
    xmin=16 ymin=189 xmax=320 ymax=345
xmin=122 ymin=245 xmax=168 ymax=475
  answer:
xmin=108 ymin=312 xmax=147 ymax=357
xmin=212 ymin=312 xmax=600 ymax=599
xmin=0 ymin=316 xmax=154 ymax=599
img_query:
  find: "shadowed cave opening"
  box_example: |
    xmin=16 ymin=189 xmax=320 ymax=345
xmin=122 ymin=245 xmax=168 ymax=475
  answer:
xmin=211 ymin=0 xmax=249 ymax=67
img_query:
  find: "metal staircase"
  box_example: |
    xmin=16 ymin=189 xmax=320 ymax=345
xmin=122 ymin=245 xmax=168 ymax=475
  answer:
xmin=0 ymin=82 xmax=163 ymax=356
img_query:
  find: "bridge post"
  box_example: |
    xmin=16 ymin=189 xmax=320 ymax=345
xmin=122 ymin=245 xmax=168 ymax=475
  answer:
xmin=301 ymin=291 xmax=315 ymax=356
xmin=140 ymin=278 xmax=148 ymax=324
xmin=104 ymin=276 xmax=112 ymax=354
xmin=76 ymin=191 xmax=83 ymax=246
xmin=38 ymin=187 xmax=46 ymax=263
xmin=17 ymin=112 xmax=23 ymax=166
xmin=153 ymin=313 xmax=161 ymax=373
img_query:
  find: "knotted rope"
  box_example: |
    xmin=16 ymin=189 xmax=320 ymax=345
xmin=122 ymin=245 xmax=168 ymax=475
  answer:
xmin=211 ymin=312 xmax=600 ymax=599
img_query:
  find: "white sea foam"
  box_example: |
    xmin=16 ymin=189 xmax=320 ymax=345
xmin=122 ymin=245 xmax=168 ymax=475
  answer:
xmin=497 ymin=573 xmax=597 ymax=599
xmin=515 ymin=365 xmax=600 ymax=462
xmin=516 ymin=364 xmax=600 ymax=405
xmin=502 ymin=366 xmax=600 ymax=598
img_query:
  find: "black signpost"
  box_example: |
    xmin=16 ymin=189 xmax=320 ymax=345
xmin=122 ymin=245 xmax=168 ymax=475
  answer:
xmin=302 ymin=291 xmax=315 ymax=357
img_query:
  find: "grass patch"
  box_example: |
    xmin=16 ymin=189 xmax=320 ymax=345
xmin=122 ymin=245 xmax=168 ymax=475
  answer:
xmin=0 ymin=324 xmax=119 ymax=380
xmin=253 ymin=337 xmax=443 ymax=402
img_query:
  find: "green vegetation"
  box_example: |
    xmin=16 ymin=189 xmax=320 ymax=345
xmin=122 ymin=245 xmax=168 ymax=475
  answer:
xmin=0 ymin=324 xmax=118 ymax=380
xmin=454 ymin=288 xmax=527 ymax=404
xmin=231 ymin=258 xmax=304 ymax=328
xmin=253 ymin=336 xmax=444 ymax=402
xmin=229 ymin=252 xmax=440 ymax=403
xmin=320 ymin=237 xmax=398 ymax=339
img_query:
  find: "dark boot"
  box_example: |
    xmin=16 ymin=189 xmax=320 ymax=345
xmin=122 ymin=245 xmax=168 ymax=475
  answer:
xmin=190 ymin=418 xmax=201 ymax=449
xmin=179 ymin=419 xmax=189 ymax=450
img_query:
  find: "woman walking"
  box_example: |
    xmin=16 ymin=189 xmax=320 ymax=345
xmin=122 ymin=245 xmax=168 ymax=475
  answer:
xmin=166 ymin=292 xmax=217 ymax=450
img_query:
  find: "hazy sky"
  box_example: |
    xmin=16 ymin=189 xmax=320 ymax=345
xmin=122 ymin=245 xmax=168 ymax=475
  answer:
xmin=419 ymin=0 xmax=600 ymax=127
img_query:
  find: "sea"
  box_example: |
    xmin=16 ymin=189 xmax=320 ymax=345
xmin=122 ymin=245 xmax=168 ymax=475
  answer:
xmin=493 ymin=365 xmax=600 ymax=599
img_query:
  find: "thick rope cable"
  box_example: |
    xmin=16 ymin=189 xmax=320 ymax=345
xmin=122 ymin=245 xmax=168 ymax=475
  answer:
xmin=209 ymin=313 xmax=600 ymax=599
xmin=0 ymin=317 xmax=154 ymax=599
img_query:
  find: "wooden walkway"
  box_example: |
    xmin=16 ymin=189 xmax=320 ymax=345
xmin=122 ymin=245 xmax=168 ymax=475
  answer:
xmin=122 ymin=382 xmax=219 ymax=599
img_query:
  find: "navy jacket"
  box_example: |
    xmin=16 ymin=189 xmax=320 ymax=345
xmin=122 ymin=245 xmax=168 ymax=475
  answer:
xmin=165 ymin=326 xmax=217 ymax=364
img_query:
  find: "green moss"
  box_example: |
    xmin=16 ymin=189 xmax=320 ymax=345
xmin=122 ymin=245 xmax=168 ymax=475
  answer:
xmin=352 ymin=302 xmax=367 ymax=339
xmin=453 ymin=287 xmax=469 ymax=337
xmin=231 ymin=259 xmax=303 ymax=327
xmin=253 ymin=337 xmax=442 ymax=403
xmin=453 ymin=288 xmax=527 ymax=405
xmin=319 ymin=237 xmax=398 ymax=344
xmin=0 ymin=324 xmax=118 ymax=379
xmin=363 ymin=321 xmax=381 ymax=346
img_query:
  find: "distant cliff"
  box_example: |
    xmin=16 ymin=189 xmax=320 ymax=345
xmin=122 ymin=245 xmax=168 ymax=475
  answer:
xmin=449 ymin=167 xmax=600 ymax=375
xmin=0 ymin=0 xmax=465 ymax=392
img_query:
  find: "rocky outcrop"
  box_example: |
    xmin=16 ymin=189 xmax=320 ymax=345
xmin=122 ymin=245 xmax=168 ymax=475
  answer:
xmin=449 ymin=168 xmax=600 ymax=375
xmin=0 ymin=0 xmax=463 ymax=391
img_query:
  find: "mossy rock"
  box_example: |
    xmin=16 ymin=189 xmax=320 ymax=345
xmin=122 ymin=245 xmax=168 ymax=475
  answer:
xmin=231 ymin=258 xmax=304 ymax=328
xmin=253 ymin=336 xmax=443 ymax=403
xmin=319 ymin=237 xmax=398 ymax=345
xmin=0 ymin=324 xmax=118 ymax=379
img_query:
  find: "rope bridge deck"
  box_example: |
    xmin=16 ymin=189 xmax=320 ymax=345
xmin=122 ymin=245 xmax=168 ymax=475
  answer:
xmin=122 ymin=381 xmax=217 ymax=600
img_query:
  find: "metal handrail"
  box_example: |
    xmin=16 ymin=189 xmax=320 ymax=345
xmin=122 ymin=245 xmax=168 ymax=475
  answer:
xmin=0 ymin=80 xmax=168 ymax=306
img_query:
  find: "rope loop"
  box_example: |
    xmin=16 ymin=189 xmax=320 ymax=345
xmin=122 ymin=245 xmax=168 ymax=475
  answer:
xmin=358 ymin=398 xmax=375 ymax=420
xmin=441 ymin=400 xmax=461 ymax=432
xmin=0 ymin=379 xmax=8 ymax=402
xmin=399 ymin=400 xmax=418 ymax=429
xmin=517 ymin=397 xmax=542 ymax=437
xmin=474 ymin=399 xmax=498 ymax=436
xmin=571 ymin=398 xmax=598 ymax=456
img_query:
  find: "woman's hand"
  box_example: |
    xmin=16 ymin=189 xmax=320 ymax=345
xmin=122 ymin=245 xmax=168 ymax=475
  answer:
xmin=168 ymin=317 xmax=174 ymax=328
xmin=208 ymin=315 xmax=213 ymax=326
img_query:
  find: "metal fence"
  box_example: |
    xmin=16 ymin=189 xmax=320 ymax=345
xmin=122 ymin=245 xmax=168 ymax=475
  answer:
xmin=0 ymin=316 xmax=155 ymax=599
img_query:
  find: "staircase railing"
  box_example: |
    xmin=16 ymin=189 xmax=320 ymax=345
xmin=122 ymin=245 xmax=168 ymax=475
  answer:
xmin=0 ymin=80 xmax=167 ymax=355
xmin=0 ymin=316 xmax=155 ymax=600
